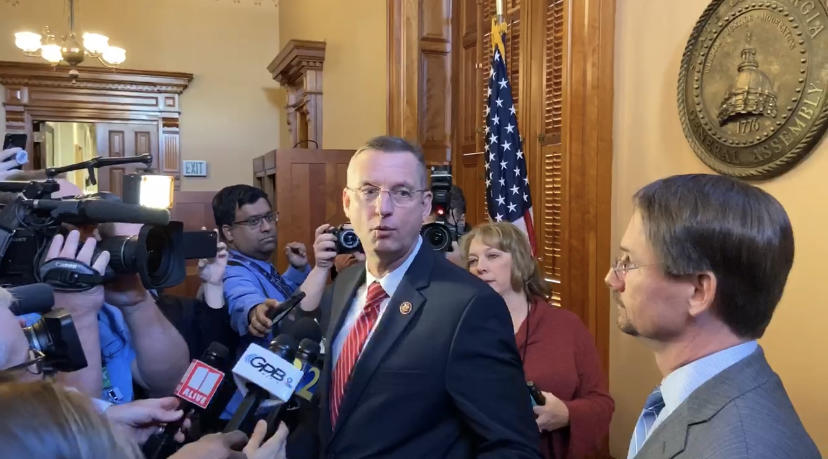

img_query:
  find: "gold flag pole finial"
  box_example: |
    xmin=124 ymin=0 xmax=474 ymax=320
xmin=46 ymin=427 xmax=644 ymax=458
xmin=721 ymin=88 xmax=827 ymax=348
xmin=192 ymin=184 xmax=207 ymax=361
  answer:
xmin=491 ymin=0 xmax=508 ymax=58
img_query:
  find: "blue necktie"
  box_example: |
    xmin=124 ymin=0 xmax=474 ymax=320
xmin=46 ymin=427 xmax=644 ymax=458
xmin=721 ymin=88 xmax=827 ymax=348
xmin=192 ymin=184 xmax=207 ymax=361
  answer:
xmin=627 ymin=386 xmax=665 ymax=458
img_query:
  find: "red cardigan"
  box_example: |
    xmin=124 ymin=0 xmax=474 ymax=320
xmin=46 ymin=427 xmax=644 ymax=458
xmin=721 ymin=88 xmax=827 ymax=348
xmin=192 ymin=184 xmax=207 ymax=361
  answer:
xmin=515 ymin=297 xmax=614 ymax=458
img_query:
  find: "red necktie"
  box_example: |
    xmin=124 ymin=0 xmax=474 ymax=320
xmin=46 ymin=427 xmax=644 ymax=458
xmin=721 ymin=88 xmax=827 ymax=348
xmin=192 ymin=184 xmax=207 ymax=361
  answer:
xmin=330 ymin=281 xmax=388 ymax=426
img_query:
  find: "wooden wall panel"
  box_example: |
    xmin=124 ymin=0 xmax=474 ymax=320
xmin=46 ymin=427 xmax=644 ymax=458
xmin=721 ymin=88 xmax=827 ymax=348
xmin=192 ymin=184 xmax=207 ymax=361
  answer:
xmin=273 ymin=149 xmax=354 ymax=273
xmin=388 ymin=0 xmax=453 ymax=164
xmin=419 ymin=52 xmax=452 ymax=162
xmin=0 ymin=61 xmax=191 ymax=182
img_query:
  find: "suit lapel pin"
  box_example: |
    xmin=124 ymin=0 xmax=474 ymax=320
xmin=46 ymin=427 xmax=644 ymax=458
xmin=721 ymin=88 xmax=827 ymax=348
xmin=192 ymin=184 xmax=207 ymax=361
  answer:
xmin=399 ymin=301 xmax=412 ymax=315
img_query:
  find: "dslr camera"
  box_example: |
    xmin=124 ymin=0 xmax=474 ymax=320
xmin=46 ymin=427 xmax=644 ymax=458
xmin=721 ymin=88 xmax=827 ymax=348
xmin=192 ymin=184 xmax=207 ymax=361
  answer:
xmin=326 ymin=224 xmax=362 ymax=254
xmin=0 ymin=154 xmax=215 ymax=290
xmin=420 ymin=165 xmax=456 ymax=252
xmin=7 ymin=283 xmax=87 ymax=374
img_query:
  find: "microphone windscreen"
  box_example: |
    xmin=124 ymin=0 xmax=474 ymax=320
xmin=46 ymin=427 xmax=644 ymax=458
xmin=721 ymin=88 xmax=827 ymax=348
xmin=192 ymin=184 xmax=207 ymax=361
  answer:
xmin=8 ymin=283 xmax=54 ymax=315
xmin=288 ymin=318 xmax=322 ymax=344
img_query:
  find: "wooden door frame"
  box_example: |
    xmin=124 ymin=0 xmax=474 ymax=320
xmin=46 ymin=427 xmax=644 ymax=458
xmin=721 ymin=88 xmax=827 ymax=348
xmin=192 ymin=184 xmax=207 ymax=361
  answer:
xmin=0 ymin=61 xmax=192 ymax=186
xmin=389 ymin=0 xmax=615 ymax=374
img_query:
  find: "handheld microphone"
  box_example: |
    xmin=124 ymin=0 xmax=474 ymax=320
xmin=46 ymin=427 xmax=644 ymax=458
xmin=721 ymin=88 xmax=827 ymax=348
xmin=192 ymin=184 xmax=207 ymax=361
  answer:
xmin=224 ymin=334 xmax=301 ymax=433
xmin=265 ymin=337 xmax=321 ymax=437
xmin=143 ymin=342 xmax=230 ymax=459
xmin=7 ymin=283 xmax=54 ymax=315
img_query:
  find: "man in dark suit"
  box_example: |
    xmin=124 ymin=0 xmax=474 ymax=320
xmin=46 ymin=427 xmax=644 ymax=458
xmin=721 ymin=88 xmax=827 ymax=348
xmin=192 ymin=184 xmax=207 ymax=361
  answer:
xmin=316 ymin=136 xmax=540 ymax=458
xmin=606 ymin=174 xmax=819 ymax=458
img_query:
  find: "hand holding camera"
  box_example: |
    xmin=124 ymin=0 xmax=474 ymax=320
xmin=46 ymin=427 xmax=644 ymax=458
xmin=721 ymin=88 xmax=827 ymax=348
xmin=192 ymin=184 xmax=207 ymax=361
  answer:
xmin=313 ymin=224 xmax=338 ymax=269
xmin=44 ymin=230 xmax=110 ymax=319
xmin=198 ymin=228 xmax=228 ymax=286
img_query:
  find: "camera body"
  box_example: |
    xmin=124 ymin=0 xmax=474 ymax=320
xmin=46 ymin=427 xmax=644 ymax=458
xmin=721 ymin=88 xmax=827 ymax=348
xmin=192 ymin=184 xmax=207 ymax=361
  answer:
xmin=0 ymin=155 xmax=215 ymax=290
xmin=22 ymin=308 xmax=87 ymax=373
xmin=326 ymin=225 xmax=362 ymax=254
xmin=421 ymin=165 xmax=456 ymax=252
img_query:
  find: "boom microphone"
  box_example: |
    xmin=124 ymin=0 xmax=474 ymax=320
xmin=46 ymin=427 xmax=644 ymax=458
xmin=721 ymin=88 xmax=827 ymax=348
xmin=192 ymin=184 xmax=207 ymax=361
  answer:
xmin=31 ymin=199 xmax=170 ymax=226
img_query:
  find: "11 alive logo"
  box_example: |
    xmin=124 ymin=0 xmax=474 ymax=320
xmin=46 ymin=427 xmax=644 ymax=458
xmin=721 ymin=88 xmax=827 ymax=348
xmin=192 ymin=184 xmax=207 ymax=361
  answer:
xmin=175 ymin=360 xmax=225 ymax=409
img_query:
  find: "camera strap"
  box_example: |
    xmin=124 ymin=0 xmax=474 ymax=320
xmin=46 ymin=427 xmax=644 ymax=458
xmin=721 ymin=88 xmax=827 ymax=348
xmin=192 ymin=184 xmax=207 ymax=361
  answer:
xmin=39 ymin=258 xmax=104 ymax=292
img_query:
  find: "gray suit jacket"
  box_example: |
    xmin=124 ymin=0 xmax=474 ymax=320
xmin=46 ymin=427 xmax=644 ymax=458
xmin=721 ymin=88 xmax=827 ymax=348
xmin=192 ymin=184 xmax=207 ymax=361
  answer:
xmin=637 ymin=348 xmax=820 ymax=459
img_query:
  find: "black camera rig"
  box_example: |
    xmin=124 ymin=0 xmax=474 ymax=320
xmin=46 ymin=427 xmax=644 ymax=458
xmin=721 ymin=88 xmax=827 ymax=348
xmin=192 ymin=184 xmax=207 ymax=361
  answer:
xmin=0 ymin=154 xmax=212 ymax=290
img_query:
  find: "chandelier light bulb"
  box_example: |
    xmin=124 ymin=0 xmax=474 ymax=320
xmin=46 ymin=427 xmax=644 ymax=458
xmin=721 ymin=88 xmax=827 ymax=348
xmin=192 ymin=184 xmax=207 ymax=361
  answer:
xmin=14 ymin=31 xmax=42 ymax=52
xmin=102 ymin=46 xmax=126 ymax=65
xmin=40 ymin=43 xmax=63 ymax=63
xmin=82 ymin=32 xmax=109 ymax=54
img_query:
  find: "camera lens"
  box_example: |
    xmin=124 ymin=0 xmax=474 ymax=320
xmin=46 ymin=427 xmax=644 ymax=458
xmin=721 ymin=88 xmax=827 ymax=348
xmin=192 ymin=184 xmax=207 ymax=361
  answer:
xmin=340 ymin=229 xmax=360 ymax=250
xmin=421 ymin=223 xmax=451 ymax=251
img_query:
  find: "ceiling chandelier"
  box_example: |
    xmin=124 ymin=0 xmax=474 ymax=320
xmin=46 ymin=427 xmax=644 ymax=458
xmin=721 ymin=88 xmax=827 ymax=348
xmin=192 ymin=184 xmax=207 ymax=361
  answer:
xmin=13 ymin=0 xmax=125 ymax=76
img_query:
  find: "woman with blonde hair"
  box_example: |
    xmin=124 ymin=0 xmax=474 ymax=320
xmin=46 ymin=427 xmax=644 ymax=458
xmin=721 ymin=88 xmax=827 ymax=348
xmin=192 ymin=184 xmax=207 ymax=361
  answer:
xmin=0 ymin=379 xmax=144 ymax=458
xmin=0 ymin=378 xmax=289 ymax=459
xmin=460 ymin=222 xmax=613 ymax=458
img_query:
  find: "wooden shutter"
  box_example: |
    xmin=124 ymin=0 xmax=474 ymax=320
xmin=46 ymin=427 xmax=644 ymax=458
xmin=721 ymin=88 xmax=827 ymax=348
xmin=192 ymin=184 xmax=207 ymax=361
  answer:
xmin=537 ymin=0 xmax=567 ymax=307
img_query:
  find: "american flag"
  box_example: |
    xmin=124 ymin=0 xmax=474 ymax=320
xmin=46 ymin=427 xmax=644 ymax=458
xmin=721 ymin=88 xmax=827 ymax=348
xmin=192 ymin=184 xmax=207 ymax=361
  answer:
xmin=484 ymin=19 xmax=536 ymax=253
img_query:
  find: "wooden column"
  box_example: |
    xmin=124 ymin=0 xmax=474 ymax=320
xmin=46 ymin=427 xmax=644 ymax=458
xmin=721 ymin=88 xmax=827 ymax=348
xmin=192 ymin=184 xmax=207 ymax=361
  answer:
xmin=268 ymin=40 xmax=326 ymax=149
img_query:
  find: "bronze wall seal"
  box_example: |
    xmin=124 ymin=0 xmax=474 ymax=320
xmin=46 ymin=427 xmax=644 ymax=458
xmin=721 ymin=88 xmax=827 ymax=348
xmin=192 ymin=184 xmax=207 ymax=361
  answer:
xmin=679 ymin=0 xmax=828 ymax=179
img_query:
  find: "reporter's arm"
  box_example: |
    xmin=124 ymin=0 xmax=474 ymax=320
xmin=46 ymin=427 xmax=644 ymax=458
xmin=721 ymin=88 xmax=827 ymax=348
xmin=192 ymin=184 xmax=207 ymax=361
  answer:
xmin=0 ymin=294 xmax=30 ymax=371
xmin=56 ymin=310 xmax=104 ymax=398
xmin=297 ymin=224 xmax=337 ymax=313
xmin=44 ymin=231 xmax=109 ymax=398
xmin=113 ymin=286 xmax=189 ymax=396
xmin=224 ymin=267 xmax=269 ymax=336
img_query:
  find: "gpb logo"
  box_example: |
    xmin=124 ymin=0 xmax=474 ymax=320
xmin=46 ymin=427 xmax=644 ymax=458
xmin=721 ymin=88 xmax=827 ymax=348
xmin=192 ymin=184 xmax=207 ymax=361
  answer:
xmin=246 ymin=354 xmax=287 ymax=382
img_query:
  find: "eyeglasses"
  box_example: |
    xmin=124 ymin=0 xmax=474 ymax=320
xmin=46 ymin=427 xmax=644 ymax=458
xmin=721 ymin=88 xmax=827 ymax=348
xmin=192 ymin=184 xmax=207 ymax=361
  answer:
xmin=346 ymin=185 xmax=428 ymax=207
xmin=233 ymin=212 xmax=278 ymax=228
xmin=610 ymin=254 xmax=655 ymax=281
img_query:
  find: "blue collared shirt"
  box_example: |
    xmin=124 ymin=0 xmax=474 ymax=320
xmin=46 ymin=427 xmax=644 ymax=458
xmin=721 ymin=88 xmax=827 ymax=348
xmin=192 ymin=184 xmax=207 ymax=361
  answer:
xmin=223 ymin=249 xmax=310 ymax=338
xmin=330 ymin=236 xmax=423 ymax=369
xmin=647 ymin=341 xmax=758 ymax=438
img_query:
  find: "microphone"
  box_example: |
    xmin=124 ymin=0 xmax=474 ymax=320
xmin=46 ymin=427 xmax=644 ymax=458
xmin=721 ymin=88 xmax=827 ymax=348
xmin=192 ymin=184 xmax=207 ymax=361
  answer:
xmin=31 ymin=199 xmax=170 ymax=226
xmin=224 ymin=334 xmax=301 ymax=433
xmin=7 ymin=283 xmax=54 ymax=315
xmin=264 ymin=337 xmax=321 ymax=437
xmin=142 ymin=342 xmax=230 ymax=459
xmin=288 ymin=317 xmax=322 ymax=344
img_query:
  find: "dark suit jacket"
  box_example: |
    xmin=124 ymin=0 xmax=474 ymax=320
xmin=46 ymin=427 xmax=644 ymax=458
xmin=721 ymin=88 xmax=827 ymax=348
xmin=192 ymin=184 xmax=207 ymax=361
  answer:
xmin=637 ymin=348 xmax=820 ymax=459
xmin=317 ymin=245 xmax=541 ymax=459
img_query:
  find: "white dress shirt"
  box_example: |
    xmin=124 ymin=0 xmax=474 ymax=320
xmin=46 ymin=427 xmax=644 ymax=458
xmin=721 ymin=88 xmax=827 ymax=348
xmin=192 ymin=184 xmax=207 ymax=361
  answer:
xmin=330 ymin=236 xmax=423 ymax=369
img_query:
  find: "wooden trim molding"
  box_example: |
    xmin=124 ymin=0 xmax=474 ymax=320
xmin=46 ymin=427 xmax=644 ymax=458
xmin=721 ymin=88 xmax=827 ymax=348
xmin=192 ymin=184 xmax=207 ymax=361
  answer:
xmin=0 ymin=61 xmax=192 ymax=93
xmin=268 ymin=40 xmax=326 ymax=148
xmin=0 ymin=60 xmax=193 ymax=184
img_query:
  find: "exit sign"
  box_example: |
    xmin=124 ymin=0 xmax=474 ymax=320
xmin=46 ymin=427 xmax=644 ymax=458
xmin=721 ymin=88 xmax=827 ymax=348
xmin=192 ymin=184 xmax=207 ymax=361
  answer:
xmin=183 ymin=160 xmax=208 ymax=177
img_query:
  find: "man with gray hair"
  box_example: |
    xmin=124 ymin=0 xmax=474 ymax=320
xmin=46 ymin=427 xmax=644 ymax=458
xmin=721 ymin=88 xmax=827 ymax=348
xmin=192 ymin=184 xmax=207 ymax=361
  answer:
xmin=606 ymin=174 xmax=818 ymax=458
xmin=317 ymin=136 xmax=540 ymax=458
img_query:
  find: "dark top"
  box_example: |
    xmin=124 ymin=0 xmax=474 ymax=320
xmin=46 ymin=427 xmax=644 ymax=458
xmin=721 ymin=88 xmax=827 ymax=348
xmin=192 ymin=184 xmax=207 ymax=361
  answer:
xmin=317 ymin=245 xmax=542 ymax=458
